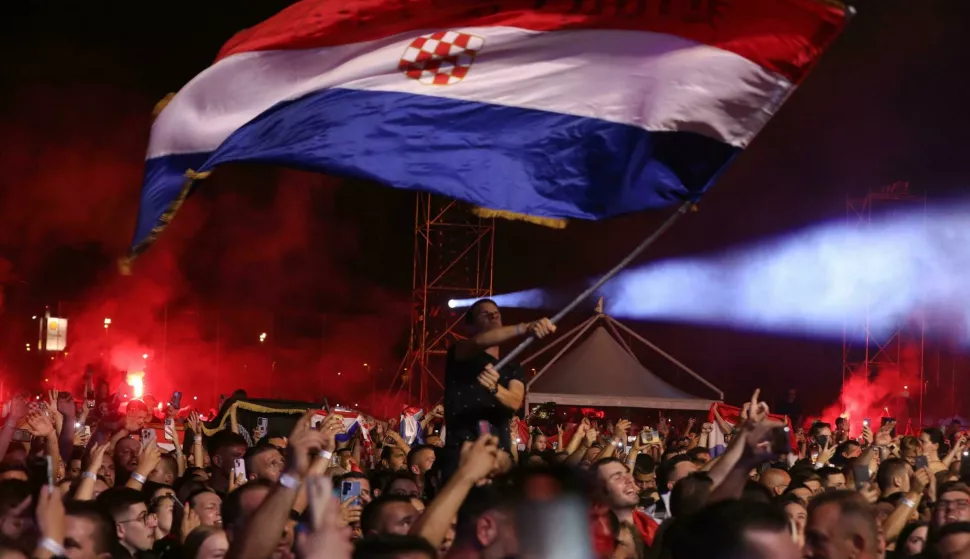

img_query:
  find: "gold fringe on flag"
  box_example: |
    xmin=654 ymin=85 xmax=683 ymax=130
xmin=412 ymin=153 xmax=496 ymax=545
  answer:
xmin=201 ymin=401 xmax=313 ymax=436
xmin=152 ymin=93 xmax=176 ymax=119
xmin=118 ymin=169 xmax=212 ymax=276
xmin=471 ymin=207 xmax=568 ymax=229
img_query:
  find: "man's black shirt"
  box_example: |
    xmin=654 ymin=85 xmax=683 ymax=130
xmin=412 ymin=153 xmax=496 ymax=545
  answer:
xmin=444 ymin=345 xmax=524 ymax=452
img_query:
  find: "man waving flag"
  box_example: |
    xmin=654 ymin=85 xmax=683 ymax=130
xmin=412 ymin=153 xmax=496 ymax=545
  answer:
xmin=127 ymin=0 xmax=846 ymax=265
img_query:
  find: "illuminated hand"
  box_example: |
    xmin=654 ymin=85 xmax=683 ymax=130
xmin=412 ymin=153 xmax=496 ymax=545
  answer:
xmin=477 ymin=365 xmax=500 ymax=391
xmin=458 ymin=434 xmax=501 ymax=485
xmin=527 ymin=318 xmax=556 ymax=339
xmin=613 ymin=419 xmax=631 ymax=440
xmin=25 ymin=411 xmax=54 ymax=438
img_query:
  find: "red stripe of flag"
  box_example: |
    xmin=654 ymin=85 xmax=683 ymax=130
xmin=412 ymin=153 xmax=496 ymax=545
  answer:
xmin=216 ymin=0 xmax=844 ymax=85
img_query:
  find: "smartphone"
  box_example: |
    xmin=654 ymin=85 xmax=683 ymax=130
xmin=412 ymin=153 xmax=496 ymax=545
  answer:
xmin=478 ymin=420 xmax=492 ymax=437
xmin=82 ymin=425 xmax=91 ymax=438
xmin=165 ymin=418 xmax=174 ymax=428
xmin=853 ymin=464 xmax=871 ymax=490
xmin=256 ymin=417 xmax=269 ymax=434
xmin=627 ymin=436 xmax=636 ymax=443
xmin=26 ymin=456 xmax=54 ymax=496
xmin=233 ymin=458 xmax=247 ymax=486
xmin=863 ymin=418 xmax=871 ymax=428
xmin=170 ymin=391 xmax=183 ymax=409
xmin=141 ymin=428 xmax=156 ymax=446
xmin=771 ymin=426 xmax=792 ymax=454
xmin=815 ymin=435 xmax=829 ymax=449
xmin=915 ymin=455 xmax=929 ymax=470
xmin=341 ymin=480 xmax=362 ymax=506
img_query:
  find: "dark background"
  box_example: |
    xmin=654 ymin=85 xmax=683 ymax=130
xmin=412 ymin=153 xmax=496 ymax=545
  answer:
xmin=1 ymin=0 xmax=969 ymax=415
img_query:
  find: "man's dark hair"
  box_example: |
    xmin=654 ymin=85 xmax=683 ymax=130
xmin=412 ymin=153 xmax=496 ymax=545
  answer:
xmin=775 ymin=492 xmax=807 ymax=511
xmin=188 ymin=487 xmax=219 ymax=510
xmin=670 ymin=499 xmax=789 ymax=559
xmin=832 ymin=441 xmax=860 ymax=467
xmin=686 ymin=447 xmax=711 ymax=461
xmin=206 ymin=429 xmax=248 ymax=457
xmin=338 ymin=471 xmax=369 ymax=484
xmin=817 ymin=466 xmax=843 ymax=484
xmin=353 ymin=534 xmax=436 ymax=559
xmin=669 ymin=472 xmax=713 ymax=518
xmin=741 ymin=480 xmax=773 ymax=504
xmin=97 ymin=487 xmax=146 ymax=520
xmin=807 ymin=491 xmax=878 ymax=555
xmin=0 ymin=463 xmax=28 ymax=477
xmin=65 ymin=500 xmax=117 ymax=555
xmin=0 ymin=480 xmax=31 ymax=515
xmin=633 ymin=454 xmax=656 ymax=475
xmin=243 ymin=442 xmax=280 ymax=475
xmin=221 ymin=479 xmax=274 ymax=533
xmin=454 ymin=482 xmax=515 ymax=545
xmin=406 ymin=445 xmax=436 ymax=470
xmin=380 ymin=471 xmax=418 ymax=494
xmin=465 ymin=298 xmax=498 ymax=325
xmin=937 ymin=481 xmax=970 ymax=499
xmin=809 ymin=422 xmax=832 ymax=439
xmin=360 ymin=495 xmax=415 ymax=535
xmin=656 ymin=455 xmax=692 ymax=494
xmin=876 ymin=458 xmax=909 ymax=493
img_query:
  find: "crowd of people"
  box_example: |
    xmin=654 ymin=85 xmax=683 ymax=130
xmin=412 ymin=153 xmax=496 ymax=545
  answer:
xmin=0 ymin=298 xmax=968 ymax=559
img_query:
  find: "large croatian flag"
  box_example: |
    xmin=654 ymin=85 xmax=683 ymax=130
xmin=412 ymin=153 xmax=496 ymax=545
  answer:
xmin=130 ymin=0 xmax=846 ymax=255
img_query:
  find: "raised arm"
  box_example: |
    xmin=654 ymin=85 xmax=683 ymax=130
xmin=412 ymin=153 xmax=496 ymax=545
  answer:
xmin=453 ymin=319 xmax=555 ymax=361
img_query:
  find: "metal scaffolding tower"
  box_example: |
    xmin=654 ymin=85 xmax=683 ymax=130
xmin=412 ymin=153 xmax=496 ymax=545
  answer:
xmin=842 ymin=181 xmax=927 ymax=424
xmin=389 ymin=193 xmax=494 ymax=407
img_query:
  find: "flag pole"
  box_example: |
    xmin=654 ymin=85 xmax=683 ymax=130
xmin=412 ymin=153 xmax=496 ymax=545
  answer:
xmin=494 ymin=199 xmax=694 ymax=370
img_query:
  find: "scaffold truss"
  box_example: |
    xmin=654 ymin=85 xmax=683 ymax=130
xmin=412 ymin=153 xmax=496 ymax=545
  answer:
xmin=389 ymin=193 xmax=494 ymax=407
xmin=842 ymin=181 xmax=927 ymax=423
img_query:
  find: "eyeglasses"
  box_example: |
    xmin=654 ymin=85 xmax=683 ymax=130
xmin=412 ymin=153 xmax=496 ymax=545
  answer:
xmin=118 ymin=511 xmax=150 ymax=525
xmin=937 ymin=499 xmax=970 ymax=511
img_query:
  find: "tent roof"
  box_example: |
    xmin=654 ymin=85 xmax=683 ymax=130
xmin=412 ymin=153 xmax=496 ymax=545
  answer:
xmin=527 ymin=325 xmax=715 ymax=411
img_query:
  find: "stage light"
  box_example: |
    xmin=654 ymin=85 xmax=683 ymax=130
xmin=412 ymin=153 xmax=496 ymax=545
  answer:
xmin=447 ymin=299 xmax=457 ymax=309
xmin=142 ymin=354 xmax=148 ymax=359
xmin=31 ymin=316 xmax=36 ymax=320
xmin=104 ymin=318 xmax=111 ymax=325
xmin=337 ymin=372 xmax=342 ymax=376
xmin=259 ymin=333 xmax=267 ymax=343
xmin=193 ymin=396 xmax=198 ymax=400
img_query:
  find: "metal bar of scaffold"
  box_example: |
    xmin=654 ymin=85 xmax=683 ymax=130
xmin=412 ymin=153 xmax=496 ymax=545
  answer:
xmin=494 ymin=199 xmax=694 ymax=371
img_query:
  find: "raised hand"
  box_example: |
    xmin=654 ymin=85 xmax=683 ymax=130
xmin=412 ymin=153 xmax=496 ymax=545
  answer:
xmin=180 ymin=504 xmax=201 ymax=544
xmin=25 ymin=411 xmax=55 ymax=438
xmin=286 ymin=411 xmax=330 ymax=477
xmin=299 ymin=476 xmax=353 ymax=559
xmin=527 ymin=318 xmax=557 ymax=339
xmin=338 ymin=497 xmax=362 ymax=527
xmin=135 ymin=441 xmax=162 ymax=478
xmin=613 ymin=419 xmax=631 ymax=440
xmin=458 ymin=434 xmax=501 ymax=485
xmin=35 ymin=484 xmax=64 ymax=549
xmin=748 ymin=389 xmax=770 ymax=423
xmin=87 ymin=442 xmax=110 ymax=473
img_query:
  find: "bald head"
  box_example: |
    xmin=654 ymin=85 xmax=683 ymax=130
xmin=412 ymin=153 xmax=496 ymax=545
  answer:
xmin=760 ymin=469 xmax=791 ymax=497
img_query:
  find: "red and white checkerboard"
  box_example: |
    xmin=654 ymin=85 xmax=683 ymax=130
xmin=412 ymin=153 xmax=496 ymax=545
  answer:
xmin=398 ymin=31 xmax=485 ymax=86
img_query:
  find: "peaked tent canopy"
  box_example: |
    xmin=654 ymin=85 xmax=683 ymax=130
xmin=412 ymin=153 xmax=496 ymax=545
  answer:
xmin=525 ymin=309 xmax=721 ymax=411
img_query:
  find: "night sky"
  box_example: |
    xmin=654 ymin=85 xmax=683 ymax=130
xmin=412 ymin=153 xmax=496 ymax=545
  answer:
xmin=1 ymin=0 xmax=969 ymax=414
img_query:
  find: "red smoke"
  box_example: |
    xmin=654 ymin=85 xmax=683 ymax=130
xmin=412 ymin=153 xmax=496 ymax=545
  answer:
xmin=0 ymin=68 xmax=410 ymax=410
xmin=820 ymin=342 xmax=923 ymax=436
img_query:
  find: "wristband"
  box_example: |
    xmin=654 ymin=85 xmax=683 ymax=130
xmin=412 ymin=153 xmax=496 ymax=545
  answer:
xmin=279 ymin=473 xmax=301 ymax=490
xmin=39 ymin=538 xmax=66 ymax=556
xmin=81 ymin=471 xmax=97 ymax=481
xmin=901 ymin=498 xmax=917 ymax=509
xmin=130 ymin=472 xmax=147 ymax=484
xmin=318 ymin=450 xmax=333 ymax=461
xmin=194 ymin=436 xmax=202 ymax=443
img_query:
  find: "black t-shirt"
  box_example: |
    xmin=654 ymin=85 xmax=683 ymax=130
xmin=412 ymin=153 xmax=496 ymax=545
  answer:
xmin=444 ymin=345 xmax=524 ymax=452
